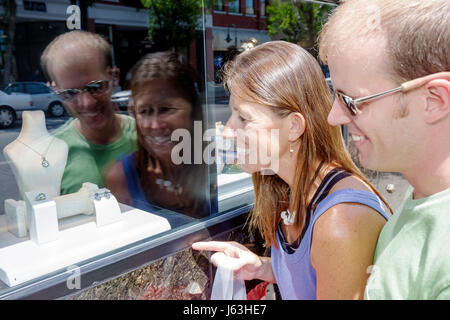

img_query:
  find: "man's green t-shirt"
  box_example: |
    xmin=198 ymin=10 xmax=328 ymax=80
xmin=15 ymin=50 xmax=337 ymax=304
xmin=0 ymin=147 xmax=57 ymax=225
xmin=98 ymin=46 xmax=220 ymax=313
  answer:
xmin=365 ymin=187 xmax=450 ymax=300
xmin=52 ymin=114 xmax=137 ymax=195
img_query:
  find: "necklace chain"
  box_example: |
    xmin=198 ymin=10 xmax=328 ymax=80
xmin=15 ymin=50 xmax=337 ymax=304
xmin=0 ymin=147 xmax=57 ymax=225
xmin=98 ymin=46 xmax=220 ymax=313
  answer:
xmin=16 ymin=136 xmax=55 ymax=168
xmin=155 ymin=178 xmax=183 ymax=195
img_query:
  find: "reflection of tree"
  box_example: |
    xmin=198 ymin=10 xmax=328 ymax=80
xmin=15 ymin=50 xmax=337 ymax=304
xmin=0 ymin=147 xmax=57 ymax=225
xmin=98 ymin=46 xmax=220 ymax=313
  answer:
xmin=1 ymin=0 xmax=17 ymax=86
xmin=141 ymin=0 xmax=204 ymax=52
xmin=266 ymin=0 xmax=333 ymax=55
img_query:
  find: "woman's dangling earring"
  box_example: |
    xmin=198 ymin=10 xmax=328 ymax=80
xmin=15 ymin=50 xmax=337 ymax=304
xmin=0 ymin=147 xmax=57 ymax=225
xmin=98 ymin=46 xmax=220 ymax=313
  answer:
xmin=289 ymin=143 xmax=294 ymax=154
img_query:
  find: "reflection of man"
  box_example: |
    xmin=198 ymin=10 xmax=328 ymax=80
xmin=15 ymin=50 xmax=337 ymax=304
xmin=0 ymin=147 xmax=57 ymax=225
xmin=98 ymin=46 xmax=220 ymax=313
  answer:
xmin=319 ymin=0 xmax=450 ymax=299
xmin=41 ymin=31 xmax=137 ymax=194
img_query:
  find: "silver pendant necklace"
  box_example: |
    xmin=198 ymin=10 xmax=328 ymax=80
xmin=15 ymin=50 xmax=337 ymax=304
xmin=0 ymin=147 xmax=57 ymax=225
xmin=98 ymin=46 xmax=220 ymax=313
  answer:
xmin=280 ymin=208 xmax=296 ymax=225
xmin=16 ymin=136 xmax=55 ymax=168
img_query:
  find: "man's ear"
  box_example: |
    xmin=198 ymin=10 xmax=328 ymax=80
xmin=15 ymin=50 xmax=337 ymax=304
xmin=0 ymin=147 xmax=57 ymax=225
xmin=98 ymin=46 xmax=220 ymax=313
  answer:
xmin=424 ymin=79 xmax=450 ymax=124
xmin=288 ymin=112 xmax=306 ymax=141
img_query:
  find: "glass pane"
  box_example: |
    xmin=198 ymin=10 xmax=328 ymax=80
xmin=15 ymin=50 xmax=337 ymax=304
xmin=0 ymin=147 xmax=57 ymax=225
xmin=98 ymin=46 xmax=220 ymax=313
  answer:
xmin=0 ymin=0 xmax=272 ymax=296
xmin=5 ymin=84 xmax=25 ymax=94
xmin=214 ymin=0 xmax=225 ymax=11
xmin=260 ymin=0 xmax=266 ymax=16
xmin=25 ymin=84 xmax=50 ymax=94
xmin=228 ymin=0 xmax=241 ymax=13
xmin=0 ymin=1 xmax=232 ymax=293
xmin=246 ymin=0 xmax=255 ymax=15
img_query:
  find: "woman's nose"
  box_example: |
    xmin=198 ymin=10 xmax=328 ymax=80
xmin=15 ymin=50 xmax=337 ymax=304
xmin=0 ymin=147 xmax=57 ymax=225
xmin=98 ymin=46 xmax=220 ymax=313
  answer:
xmin=222 ymin=117 xmax=237 ymax=140
xmin=141 ymin=114 xmax=161 ymax=130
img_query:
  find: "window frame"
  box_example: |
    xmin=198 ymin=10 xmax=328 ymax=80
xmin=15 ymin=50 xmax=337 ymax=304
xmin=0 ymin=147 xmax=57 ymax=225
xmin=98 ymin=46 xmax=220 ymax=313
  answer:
xmin=228 ymin=0 xmax=241 ymax=14
xmin=0 ymin=205 xmax=251 ymax=299
xmin=245 ymin=0 xmax=255 ymax=15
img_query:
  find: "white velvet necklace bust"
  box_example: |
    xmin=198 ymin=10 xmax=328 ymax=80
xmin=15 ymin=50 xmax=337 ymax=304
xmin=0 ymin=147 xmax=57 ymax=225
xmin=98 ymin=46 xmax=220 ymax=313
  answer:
xmin=3 ymin=111 xmax=68 ymax=200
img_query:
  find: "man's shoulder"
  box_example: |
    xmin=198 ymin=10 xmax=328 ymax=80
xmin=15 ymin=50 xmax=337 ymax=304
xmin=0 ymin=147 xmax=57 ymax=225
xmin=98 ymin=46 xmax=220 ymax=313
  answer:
xmin=118 ymin=114 xmax=136 ymax=132
xmin=51 ymin=118 xmax=82 ymax=143
xmin=117 ymin=114 xmax=137 ymax=146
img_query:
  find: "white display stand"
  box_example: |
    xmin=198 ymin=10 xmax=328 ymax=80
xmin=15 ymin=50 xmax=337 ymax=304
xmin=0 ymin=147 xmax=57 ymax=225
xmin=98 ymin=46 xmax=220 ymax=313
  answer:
xmin=0 ymin=203 xmax=170 ymax=287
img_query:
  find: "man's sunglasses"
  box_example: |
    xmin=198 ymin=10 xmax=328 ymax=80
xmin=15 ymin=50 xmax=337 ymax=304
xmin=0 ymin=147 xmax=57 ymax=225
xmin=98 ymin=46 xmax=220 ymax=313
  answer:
xmin=56 ymin=80 xmax=110 ymax=101
xmin=335 ymin=72 xmax=449 ymax=116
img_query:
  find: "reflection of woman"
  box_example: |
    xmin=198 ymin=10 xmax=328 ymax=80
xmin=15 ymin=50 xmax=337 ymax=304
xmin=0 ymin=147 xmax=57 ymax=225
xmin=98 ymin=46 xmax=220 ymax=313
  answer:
xmin=193 ymin=41 xmax=391 ymax=299
xmin=106 ymin=52 xmax=208 ymax=220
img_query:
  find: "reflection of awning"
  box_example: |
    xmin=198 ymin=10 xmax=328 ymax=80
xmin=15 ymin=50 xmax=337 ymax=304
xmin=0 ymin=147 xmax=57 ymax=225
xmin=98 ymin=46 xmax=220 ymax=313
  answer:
xmin=213 ymin=28 xmax=271 ymax=51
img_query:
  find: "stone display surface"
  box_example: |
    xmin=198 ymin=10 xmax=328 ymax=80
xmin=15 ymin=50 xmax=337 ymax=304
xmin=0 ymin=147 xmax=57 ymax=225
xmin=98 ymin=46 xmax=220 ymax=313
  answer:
xmin=67 ymin=248 xmax=211 ymax=300
xmin=64 ymin=228 xmax=272 ymax=300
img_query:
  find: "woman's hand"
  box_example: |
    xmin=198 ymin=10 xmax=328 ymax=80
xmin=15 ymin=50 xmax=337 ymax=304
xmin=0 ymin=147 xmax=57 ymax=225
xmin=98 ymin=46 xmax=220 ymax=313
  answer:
xmin=192 ymin=241 xmax=274 ymax=282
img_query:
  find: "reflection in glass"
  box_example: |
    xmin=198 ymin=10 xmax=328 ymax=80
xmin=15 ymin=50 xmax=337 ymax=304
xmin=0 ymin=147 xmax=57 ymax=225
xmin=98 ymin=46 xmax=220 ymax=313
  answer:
xmin=106 ymin=52 xmax=210 ymax=222
xmin=215 ymin=0 xmax=225 ymax=11
xmin=260 ymin=0 xmax=266 ymax=16
xmin=228 ymin=0 xmax=241 ymax=13
xmin=246 ymin=0 xmax=255 ymax=15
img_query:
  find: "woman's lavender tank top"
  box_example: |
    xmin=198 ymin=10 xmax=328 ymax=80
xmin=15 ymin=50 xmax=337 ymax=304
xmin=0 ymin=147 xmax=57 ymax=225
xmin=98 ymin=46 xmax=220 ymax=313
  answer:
xmin=271 ymin=188 xmax=390 ymax=300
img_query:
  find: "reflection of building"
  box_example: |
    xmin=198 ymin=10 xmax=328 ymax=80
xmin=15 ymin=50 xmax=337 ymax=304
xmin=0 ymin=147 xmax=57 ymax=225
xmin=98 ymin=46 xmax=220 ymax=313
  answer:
xmin=2 ymin=1 xmax=270 ymax=87
xmin=10 ymin=0 xmax=149 ymax=87
xmin=207 ymin=0 xmax=271 ymax=83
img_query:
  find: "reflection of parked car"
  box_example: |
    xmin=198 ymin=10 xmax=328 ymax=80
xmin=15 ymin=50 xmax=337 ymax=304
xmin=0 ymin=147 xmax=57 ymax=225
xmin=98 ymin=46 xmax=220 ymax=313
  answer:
xmin=3 ymin=82 xmax=65 ymax=117
xmin=111 ymin=90 xmax=131 ymax=112
xmin=0 ymin=91 xmax=33 ymax=128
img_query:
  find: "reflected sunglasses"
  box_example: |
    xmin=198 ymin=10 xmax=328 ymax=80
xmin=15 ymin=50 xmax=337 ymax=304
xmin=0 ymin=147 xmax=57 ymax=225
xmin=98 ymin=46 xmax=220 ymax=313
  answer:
xmin=335 ymin=72 xmax=449 ymax=116
xmin=56 ymin=80 xmax=110 ymax=101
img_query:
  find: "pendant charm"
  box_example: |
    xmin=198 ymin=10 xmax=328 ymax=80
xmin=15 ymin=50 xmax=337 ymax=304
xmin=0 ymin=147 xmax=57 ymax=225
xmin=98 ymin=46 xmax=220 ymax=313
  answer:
xmin=42 ymin=158 xmax=49 ymax=168
xmin=281 ymin=209 xmax=296 ymax=225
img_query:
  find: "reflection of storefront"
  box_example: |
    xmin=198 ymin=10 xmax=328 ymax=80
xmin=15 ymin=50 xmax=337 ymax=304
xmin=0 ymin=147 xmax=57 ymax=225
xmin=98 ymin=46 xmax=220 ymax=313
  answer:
xmin=209 ymin=1 xmax=270 ymax=83
xmin=94 ymin=24 xmax=148 ymax=89
xmin=12 ymin=0 xmax=149 ymax=86
xmin=15 ymin=21 xmax=67 ymax=82
xmin=212 ymin=26 xmax=270 ymax=82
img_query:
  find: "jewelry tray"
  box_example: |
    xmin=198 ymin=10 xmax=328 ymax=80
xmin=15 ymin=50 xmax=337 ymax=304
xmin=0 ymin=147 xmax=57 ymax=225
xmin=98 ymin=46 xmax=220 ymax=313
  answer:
xmin=0 ymin=203 xmax=171 ymax=287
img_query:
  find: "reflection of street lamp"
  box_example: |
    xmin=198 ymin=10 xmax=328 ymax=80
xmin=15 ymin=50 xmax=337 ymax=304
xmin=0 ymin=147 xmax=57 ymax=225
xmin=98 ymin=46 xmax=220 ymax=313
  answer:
xmin=241 ymin=37 xmax=258 ymax=51
xmin=225 ymin=24 xmax=237 ymax=48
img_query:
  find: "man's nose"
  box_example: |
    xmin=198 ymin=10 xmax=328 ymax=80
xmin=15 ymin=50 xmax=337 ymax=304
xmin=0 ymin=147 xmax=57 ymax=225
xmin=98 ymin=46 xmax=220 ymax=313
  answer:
xmin=76 ymin=91 xmax=97 ymax=109
xmin=328 ymin=99 xmax=352 ymax=126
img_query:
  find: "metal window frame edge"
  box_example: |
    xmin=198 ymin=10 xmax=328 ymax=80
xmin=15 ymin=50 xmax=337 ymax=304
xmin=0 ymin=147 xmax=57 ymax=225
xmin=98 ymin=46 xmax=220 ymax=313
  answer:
xmin=0 ymin=204 xmax=252 ymax=300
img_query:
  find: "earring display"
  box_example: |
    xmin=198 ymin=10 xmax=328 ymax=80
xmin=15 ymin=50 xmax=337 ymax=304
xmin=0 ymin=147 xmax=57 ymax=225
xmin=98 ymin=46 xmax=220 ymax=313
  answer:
xmin=0 ymin=182 xmax=172 ymax=287
xmin=0 ymin=111 xmax=173 ymax=288
xmin=35 ymin=193 xmax=47 ymax=201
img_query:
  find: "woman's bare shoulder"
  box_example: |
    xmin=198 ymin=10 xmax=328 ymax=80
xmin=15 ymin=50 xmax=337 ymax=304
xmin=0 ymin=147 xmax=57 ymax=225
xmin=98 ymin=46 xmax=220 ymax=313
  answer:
xmin=329 ymin=174 xmax=373 ymax=193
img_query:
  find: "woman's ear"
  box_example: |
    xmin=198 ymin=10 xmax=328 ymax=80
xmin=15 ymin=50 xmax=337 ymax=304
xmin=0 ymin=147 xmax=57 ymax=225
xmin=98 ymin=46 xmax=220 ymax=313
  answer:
xmin=424 ymin=79 xmax=450 ymax=124
xmin=288 ymin=112 xmax=306 ymax=141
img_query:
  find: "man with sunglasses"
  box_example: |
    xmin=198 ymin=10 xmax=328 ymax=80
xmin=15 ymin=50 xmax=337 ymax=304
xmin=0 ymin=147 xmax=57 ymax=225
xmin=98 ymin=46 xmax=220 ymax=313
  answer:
xmin=41 ymin=31 xmax=137 ymax=194
xmin=319 ymin=0 xmax=449 ymax=299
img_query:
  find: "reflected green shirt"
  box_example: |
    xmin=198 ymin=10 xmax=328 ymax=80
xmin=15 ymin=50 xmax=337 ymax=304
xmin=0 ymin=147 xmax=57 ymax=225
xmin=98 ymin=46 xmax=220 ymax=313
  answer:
xmin=365 ymin=187 xmax=450 ymax=300
xmin=52 ymin=114 xmax=137 ymax=195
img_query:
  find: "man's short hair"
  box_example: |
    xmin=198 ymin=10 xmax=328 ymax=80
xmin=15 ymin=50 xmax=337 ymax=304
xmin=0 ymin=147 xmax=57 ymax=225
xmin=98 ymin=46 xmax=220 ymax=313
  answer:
xmin=319 ymin=0 xmax=450 ymax=82
xmin=41 ymin=30 xmax=112 ymax=82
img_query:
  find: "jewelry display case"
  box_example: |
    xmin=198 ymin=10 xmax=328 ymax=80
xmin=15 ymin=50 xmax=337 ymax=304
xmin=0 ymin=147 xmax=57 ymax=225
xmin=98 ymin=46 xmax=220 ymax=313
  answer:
xmin=0 ymin=0 xmax=270 ymax=299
